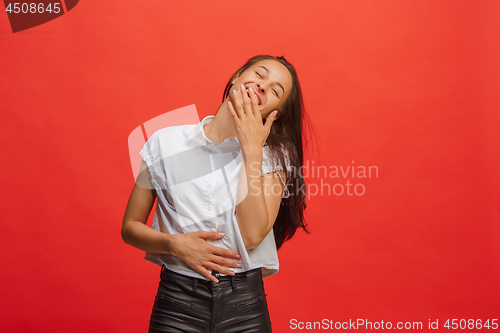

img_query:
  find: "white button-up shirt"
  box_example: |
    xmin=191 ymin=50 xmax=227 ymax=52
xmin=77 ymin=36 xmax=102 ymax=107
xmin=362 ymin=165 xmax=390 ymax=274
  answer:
xmin=139 ymin=115 xmax=291 ymax=280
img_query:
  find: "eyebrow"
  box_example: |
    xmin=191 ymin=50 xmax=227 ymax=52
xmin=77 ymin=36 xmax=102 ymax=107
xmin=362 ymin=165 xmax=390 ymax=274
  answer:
xmin=258 ymin=66 xmax=285 ymax=97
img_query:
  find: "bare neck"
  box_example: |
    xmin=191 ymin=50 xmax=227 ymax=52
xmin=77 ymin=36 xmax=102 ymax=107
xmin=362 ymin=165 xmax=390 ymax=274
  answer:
xmin=203 ymin=101 xmax=237 ymax=143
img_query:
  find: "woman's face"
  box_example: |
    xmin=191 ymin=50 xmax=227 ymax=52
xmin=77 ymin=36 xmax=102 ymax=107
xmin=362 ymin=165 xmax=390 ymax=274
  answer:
xmin=230 ymin=59 xmax=293 ymax=119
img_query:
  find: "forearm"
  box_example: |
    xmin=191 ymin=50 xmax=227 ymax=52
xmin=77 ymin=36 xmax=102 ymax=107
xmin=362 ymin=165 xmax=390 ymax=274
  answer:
xmin=235 ymin=148 xmax=269 ymax=249
xmin=121 ymin=219 xmax=176 ymax=255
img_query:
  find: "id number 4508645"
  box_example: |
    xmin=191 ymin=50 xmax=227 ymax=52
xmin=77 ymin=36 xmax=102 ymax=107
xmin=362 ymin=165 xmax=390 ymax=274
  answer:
xmin=6 ymin=3 xmax=62 ymax=14
xmin=444 ymin=319 xmax=498 ymax=330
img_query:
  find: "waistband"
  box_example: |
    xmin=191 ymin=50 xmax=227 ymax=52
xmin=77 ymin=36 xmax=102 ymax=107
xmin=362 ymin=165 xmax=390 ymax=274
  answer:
xmin=161 ymin=264 xmax=262 ymax=284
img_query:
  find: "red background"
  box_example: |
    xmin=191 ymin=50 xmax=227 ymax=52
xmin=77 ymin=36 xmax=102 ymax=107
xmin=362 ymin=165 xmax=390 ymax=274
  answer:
xmin=1 ymin=0 xmax=499 ymax=332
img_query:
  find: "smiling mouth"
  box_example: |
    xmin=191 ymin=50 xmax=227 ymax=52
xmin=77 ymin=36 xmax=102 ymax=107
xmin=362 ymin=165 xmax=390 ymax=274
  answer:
xmin=245 ymin=87 xmax=262 ymax=105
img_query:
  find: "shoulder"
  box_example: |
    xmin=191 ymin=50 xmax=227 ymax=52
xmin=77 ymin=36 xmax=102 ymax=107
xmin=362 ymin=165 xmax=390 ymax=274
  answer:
xmin=150 ymin=123 xmax=197 ymax=139
xmin=146 ymin=123 xmax=197 ymax=144
xmin=263 ymin=141 xmax=292 ymax=163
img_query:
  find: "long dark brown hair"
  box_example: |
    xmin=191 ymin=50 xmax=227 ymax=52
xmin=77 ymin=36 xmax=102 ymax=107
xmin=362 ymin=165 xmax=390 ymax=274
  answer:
xmin=222 ymin=55 xmax=317 ymax=250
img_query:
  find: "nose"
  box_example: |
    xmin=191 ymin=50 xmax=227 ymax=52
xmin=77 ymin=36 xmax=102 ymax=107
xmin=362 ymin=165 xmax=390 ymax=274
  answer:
xmin=256 ymin=84 xmax=265 ymax=95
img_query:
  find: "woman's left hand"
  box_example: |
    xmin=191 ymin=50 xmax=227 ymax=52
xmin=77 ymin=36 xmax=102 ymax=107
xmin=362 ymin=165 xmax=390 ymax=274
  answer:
xmin=227 ymin=84 xmax=279 ymax=154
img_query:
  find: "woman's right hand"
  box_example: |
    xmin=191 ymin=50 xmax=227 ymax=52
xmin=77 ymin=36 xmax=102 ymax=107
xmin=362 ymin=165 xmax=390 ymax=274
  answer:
xmin=169 ymin=231 xmax=242 ymax=283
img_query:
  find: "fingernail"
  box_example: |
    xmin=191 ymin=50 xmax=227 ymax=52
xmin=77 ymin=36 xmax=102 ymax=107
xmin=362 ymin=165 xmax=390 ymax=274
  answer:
xmin=219 ymin=232 xmax=225 ymax=237
xmin=214 ymin=279 xmax=219 ymax=283
xmin=248 ymin=87 xmax=253 ymax=93
xmin=237 ymin=263 xmax=242 ymax=267
xmin=227 ymin=101 xmax=231 ymax=107
xmin=273 ymin=111 xmax=278 ymax=117
xmin=232 ymin=89 xmax=237 ymax=95
xmin=240 ymin=84 xmax=245 ymax=90
xmin=236 ymin=254 xmax=241 ymax=258
xmin=229 ymin=271 xmax=235 ymax=275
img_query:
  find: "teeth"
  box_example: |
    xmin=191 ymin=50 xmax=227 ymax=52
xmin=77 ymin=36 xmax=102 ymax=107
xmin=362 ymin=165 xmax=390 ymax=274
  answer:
xmin=247 ymin=88 xmax=261 ymax=105
xmin=246 ymin=87 xmax=261 ymax=105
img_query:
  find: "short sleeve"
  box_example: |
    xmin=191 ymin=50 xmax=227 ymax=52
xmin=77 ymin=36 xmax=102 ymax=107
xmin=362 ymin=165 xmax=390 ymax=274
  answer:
xmin=137 ymin=132 xmax=160 ymax=190
xmin=261 ymin=145 xmax=292 ymax=198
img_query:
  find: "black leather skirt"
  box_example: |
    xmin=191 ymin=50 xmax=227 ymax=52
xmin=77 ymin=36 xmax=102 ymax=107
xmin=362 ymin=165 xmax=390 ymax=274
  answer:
xmin=148 ymin=265 xmax=273 ymax=333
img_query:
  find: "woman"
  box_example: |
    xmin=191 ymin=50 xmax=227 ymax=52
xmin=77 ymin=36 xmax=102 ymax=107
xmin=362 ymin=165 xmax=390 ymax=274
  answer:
xmin=122 ymin=55 xmax=312 ymax=332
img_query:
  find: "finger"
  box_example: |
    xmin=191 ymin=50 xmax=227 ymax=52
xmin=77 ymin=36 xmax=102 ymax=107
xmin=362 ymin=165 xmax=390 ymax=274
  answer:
xmin=239 ymin=84 xmax=252 ymax=116
xmin=210 ymin=254 xmax=242 ymax=269
xmin=197 ymin=265 xmax=219 ymax=283
xmin=209 ymin=263 xmax=236 ymax=277
xmin=197 ymin=230 xmax=226 ymax=240
xmin=264 ymin=110 xmax=279 ymax=132
xmin=247 ymin=87 xmax=260 ymax=118
xmin=231 ymin=88 xmax=245 ymax=120
xmin=211 ymin=245 xmax=241 ymax=259
xmin=227 ymin=101 xmax=241 ymax=127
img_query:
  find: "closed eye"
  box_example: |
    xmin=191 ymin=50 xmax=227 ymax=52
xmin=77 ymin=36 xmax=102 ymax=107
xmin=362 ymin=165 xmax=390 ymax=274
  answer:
xmin=256 ymin=71 xmax=280 ymax=98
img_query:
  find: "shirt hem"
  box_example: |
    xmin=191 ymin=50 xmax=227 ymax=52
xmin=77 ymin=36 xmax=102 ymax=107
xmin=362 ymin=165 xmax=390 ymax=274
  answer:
xmin=144 ymin=253 xmax=279 ymax=280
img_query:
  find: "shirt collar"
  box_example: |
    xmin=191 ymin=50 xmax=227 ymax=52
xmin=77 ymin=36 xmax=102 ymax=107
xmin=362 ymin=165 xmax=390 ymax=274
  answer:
xmin=187 ymin=115 xmax=239 ymax=146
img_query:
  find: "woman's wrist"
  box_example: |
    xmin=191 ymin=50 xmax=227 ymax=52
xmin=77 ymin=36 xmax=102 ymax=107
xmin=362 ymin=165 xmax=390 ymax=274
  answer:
xmin=241 ymin=146 xmax=263 ymax=161
xmin=163 ymin=233 xmax=179 ymax=256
